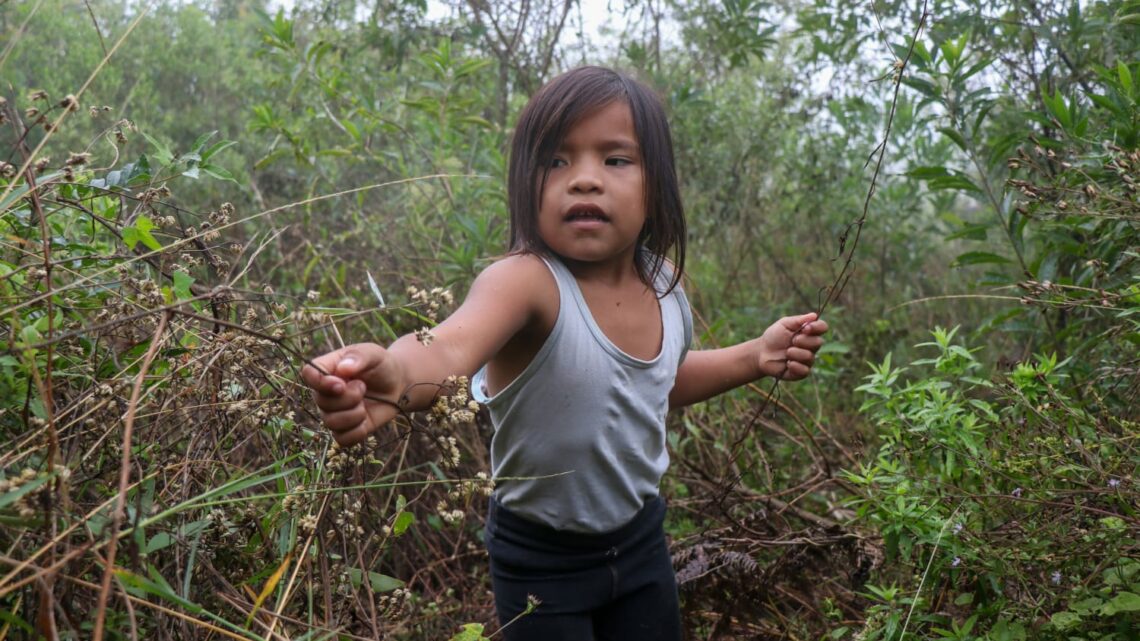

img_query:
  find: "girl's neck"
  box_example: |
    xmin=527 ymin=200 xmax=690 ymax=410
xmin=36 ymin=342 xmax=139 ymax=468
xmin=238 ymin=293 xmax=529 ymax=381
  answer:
xmin=558 ymin=252 xmax=642 ymax=288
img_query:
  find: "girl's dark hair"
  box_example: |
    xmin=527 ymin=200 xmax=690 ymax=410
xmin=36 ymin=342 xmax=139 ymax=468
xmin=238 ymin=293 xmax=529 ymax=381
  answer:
xmin=507 ymin=66 xmax=686 ymax=294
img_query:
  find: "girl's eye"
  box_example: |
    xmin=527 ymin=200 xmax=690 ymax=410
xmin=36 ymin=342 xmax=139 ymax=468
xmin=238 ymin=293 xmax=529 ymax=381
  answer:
xmin=550 ymin=158 xmax=568 ymax=168
xmin=606 ymin=157 xmax=633 ymax=167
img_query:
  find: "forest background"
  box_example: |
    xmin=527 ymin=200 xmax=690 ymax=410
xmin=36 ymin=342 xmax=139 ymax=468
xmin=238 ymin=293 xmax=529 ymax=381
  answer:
xmin=0 ymin=0 xmax=1137 ymax=639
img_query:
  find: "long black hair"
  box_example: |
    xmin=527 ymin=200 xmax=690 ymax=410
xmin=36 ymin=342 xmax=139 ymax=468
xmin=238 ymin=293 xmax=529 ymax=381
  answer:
xmin=507 ymin=66 xmax=686 ymax=294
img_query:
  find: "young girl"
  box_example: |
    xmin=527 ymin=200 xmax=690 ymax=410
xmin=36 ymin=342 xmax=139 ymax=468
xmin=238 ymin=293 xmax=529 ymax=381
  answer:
xmin=301 ymin=66 xmax=828 ymax=640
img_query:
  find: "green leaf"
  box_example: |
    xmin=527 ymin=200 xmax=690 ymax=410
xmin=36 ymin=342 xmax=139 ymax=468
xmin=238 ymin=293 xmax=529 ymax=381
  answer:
xmin=946 ymin=224 xmax=989 ymax=241
xmin=124 ymin=216 xmax=162 ymax=251
xmin=189 ymin=131 xmax=217 ymax=155
xmin=1119 ymin=61 xmax=1134 ymax=96
xmin=145 ymin=531 xmax=175 ymax=554
xmin=122 ymin=226 xmax=139 ymax=250
xmin=952 ymin=251 xmax=1011 ymax=267
xmin=1090 ymin=93 xmax=1124 ymax=115
xmin=1069 ymin=597 xmax=1104 ymax=614
xmin=928 ymin=174 xmax=982 ymax=193
xmin=0 ymin=607 xmax=34 ymax=636
xmin=115 ymin=568 xmax=203 ymax=613
xmin=345 ymin=568 xmax=404 ymax=593
xmin=141 ymin=132 xmax=175 ymax=167
xmin=448 ymin=623 xmax=489 ymax=641
xmin=905 ymin=166 xmax=951 ymax=179
xmin=136 ymin=462 xmax=299 ymax=531
xmin=1048 ymin=611 xmax=1081 ymax=630
xmin=136 ymin=215 xmax=162 ymax=251
xmin=460 ymin=115 xmax=495 ymax=129
xmin=901 ymin=76 xmax=939 ymax=98
xmin=393 ymin=510 xmax=414 ymax=536
xmin=90 ymin=157 xmax=152 ymax=190
xmin=938 ymin=127 xmax=967 ymax=152
xmin=939 ymin=36 xmax=962 ymax=68
xmin=173 ymin=271 xmax=195 ymax=301
xmin=200 ymin=139 xmax=236 ymax=163
xmin=199 ymin=163 xmax=236 ymax=183
xmin=1101 ymin=591 xmax=1140 ymax=615
xmin=1044 ymin=90 xmax=1072 ymax=129
xmin=954 ymin=592 xmax=975 ymax=606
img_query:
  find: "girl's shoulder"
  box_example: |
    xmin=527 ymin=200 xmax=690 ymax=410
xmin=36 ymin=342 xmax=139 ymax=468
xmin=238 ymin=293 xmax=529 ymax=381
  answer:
xmin=470 ymin=252 xmax=559 ymax=329
xmin=479 ymin=252 xmax=555 ymax=285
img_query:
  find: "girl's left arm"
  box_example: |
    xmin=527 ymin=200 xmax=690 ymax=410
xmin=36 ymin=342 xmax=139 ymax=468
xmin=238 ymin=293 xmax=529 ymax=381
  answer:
xmin=669 ymin=313 xmax=827 ymax=409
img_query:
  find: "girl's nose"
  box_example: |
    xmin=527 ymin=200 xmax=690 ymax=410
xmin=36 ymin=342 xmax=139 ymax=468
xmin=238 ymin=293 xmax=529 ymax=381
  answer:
xmin=568 ymin=161 xmax=603 ymax=192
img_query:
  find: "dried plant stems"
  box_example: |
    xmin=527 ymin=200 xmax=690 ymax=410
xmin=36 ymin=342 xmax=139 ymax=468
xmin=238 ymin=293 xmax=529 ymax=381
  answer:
xmin=91 ymin=310 xmax=170 ymax=641
xmin=2 ymin=174 xmax=486 ymax=320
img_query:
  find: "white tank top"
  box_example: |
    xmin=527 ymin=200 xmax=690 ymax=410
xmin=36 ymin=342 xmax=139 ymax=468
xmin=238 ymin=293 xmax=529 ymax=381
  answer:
xmin=472 ymin=255 xmax=692 ymax=532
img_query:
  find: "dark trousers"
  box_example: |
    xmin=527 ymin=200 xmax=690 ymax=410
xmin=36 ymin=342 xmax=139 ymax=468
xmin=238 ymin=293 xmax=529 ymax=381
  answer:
xmin=484 ymin=496 xmax=682 ymax=641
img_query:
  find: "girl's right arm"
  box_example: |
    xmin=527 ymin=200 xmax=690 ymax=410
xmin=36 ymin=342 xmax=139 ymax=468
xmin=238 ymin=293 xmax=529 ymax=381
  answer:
xmin=300 ymin=254 xmax=556 ymax=445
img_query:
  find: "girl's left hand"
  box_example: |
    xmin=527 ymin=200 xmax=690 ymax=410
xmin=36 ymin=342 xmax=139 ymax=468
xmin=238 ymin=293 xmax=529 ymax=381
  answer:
xmin=757 ymin=312 xmax=829 ymax=380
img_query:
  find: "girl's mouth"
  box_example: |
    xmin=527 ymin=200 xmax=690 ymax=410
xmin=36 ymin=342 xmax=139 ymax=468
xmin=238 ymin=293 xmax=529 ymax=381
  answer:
xmin=564 ymin=204 xmax=610 ymax=223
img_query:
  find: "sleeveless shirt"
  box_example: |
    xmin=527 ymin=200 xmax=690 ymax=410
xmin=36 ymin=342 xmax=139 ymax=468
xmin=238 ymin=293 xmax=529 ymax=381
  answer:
xmin=471 ymin=255 xmax=693 ymax=533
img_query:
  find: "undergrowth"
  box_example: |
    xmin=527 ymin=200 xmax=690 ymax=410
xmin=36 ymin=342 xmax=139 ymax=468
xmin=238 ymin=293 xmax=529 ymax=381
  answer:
xmin=0 ymin=91 xmax=499 ymax=639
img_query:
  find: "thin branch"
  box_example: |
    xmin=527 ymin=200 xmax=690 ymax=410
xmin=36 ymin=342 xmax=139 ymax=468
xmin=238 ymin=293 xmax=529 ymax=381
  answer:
xmin=91 ymin=310 xmax=169 ymax=641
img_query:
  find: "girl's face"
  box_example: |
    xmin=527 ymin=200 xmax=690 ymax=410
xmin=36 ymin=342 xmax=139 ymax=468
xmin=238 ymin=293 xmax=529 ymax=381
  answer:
xmin=537 ymin=100 xmax=646 ymax=271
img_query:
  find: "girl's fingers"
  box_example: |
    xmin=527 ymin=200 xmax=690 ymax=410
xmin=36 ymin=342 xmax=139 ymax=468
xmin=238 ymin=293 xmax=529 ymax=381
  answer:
xmin=792 ymin=334 xmax=824 ymax=350
xmin=314 ymin=380 xmax=366 ymax=413
xmin=780 ymin=312 xmax=818 ymax=332
xmin=778 ymin=360 xmax=811 ymax=380
xmin=301 ymin=364 xmax=345 ymax=395
xmin=804 ymin=319 xmax=829 ymax=335
xmin=331 ymin=422 xmax=376 ymax=447
xmin=323 ymin=406 xmax=369 ymax=433
xmin=787 ymin=347 xmax=815 ymax=365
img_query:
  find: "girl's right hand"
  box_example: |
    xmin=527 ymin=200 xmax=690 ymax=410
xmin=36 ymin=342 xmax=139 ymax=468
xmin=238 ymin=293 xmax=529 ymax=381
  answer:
xmin=300 ymin=343 xmax=406 ymax=446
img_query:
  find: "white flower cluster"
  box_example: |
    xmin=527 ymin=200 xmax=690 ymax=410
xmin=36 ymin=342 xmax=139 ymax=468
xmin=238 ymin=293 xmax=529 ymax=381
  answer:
xmin=334 ymin=498 xmax=366 ymax=536
xmin=406 ymin=286 xmax=454 ymax=322
xmin=379 ymin=587 xmax=412 ymax=619
xmin=425 ymin=376 xmax=480 ymax=469
xmin=434 ymin=472 xmax=494 ymax=526
xmin=407 ymin=286 xmax=454 ymax=346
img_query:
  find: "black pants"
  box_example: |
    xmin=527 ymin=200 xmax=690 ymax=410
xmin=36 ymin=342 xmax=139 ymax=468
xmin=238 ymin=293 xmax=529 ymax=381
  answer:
xmin=484 ymin=496 xmax=682 ymax=641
